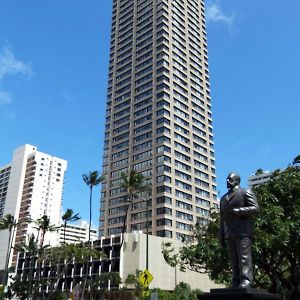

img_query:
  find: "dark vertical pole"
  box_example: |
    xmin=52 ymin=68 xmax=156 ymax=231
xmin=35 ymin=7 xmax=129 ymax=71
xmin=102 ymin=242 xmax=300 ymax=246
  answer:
xmin=146 ymin=196 xmax=149 ymax=270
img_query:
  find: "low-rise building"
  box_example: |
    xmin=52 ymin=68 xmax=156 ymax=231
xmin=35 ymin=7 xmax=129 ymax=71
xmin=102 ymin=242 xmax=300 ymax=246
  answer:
xmin=248 ymin=171 xmax=273 ymax=188
xmin=15 ymin=232 xmax=220 ymax=293
xmin=59 ymin=221 xmax=97 ymax=244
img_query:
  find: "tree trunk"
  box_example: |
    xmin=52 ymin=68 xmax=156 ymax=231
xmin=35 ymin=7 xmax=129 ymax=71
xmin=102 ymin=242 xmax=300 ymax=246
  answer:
xmin=64 ymin=220 xmax=67 ymax=244
xmin=89 ymin=186 xmax=93 ymax=242
xmin=3 ymin=227 xmax=14 ymax=287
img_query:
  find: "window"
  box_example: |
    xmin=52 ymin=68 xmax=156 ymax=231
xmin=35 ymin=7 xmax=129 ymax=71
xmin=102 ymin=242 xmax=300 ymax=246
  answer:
xmin=109 ymin=206 xmax=128 ymax=215
xmin=176 ymin=210 xmax=193 ymax=221
xmin=175 ymin=170 xmax=191 ymax=181
xmin=175 ymin=189 xmax=192 ymax=200
xmin=157 ymin=175 xmax=171 ymax=183
xmin=157 ymin=207 xmax=172 ymax=215
xmin=157 ymin=196 xmax=172 ymax=204
xmin=196 ymin=197 xmax=210 ymax=207
xmin=196 ymin=207 xmax=210 ymax=216
xmin=133 ymin=159 xmax=152 ymax=170
xmin=157 ymin=165 xmax=171 ymax=173
xmin=176 ymin=221 xmax=192 ymax=231
xmin=157 ymin=185 xmax=172 ymax=193
xmin=157 ymin=155 xmax=171 ymax=163
xmin=157 ymin=136 xmax=171 ymax=144
xmin=157 ymin=230 xmax=172 ymax=238
xmin=134 ymin=131 xmax=152 ymax=143
xmin=175 ymin=160 xmax=191 ymax=171
xmin=157 ymin=145 xmax=171 ymax=153
xmin=176 ymin=200 xmax=192 ymax=210
xmin=195 ymin=187 xmax=210 ymax=197
xmin=175 ymin=179 xmax=192 ymax=190
xmin=133 ymin=150 xmax=152 ymax=160
xmin=157 ymin=218 xmax=172 ymax=226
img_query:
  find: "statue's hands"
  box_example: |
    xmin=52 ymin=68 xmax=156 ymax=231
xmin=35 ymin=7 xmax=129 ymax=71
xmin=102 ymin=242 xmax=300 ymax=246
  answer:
xmin=232 ymin=208 xmax=240 ymax=215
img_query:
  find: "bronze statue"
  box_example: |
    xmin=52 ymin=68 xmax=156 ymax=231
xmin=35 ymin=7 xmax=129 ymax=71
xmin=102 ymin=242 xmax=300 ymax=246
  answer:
xmin=219 ymin=173 xmax=259 ymax=288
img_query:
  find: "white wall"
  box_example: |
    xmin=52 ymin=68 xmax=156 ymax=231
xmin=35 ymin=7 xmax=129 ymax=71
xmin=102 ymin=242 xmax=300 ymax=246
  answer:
xmin=120 ymin=232 xmax=222 ymax=292
xmin=0 ymin=145 xmax=36 ymax=269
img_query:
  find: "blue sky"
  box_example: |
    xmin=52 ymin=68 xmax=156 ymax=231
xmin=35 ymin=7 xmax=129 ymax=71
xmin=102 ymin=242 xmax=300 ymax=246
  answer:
xmin=0 ymin=1 xmax=299 ymax=224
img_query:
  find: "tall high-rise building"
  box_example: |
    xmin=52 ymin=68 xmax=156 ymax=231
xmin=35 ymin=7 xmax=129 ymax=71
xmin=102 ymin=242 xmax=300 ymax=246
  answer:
xmin=0 ymin=144 xmax=67 ymax=269
xmin=100 ymin=0 xmax=217 ymax=240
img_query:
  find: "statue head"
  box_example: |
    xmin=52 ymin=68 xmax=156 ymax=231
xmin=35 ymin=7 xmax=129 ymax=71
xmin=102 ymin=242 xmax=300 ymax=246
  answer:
xmin=226 ymin=173 xmax=240 ymax=190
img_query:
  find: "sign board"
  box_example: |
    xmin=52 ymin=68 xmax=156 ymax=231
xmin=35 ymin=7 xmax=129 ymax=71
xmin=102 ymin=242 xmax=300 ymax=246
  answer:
xmin=138 ymin=269 xmax=153 ymax=288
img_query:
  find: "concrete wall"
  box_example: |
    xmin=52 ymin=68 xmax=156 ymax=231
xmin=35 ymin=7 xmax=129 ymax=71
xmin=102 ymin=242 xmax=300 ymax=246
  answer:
xmin=120 ymin=232 xmax=222 ymax=292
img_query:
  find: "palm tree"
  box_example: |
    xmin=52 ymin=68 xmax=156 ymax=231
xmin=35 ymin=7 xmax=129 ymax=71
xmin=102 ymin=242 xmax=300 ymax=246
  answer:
xmin=33 ymin=214 xmax=59 ymax=247
xmin=0 ymin=214 xmax=18 ymax=288
xmin=82 ymin=171 xmax=104 ymax=242
xmin=120 ymin=170 xmax=147 ymax=245
xmin=62 ymin=209 xmax=80 ymax=244
xmin=293 ymin=154 xmax=300 ymax=166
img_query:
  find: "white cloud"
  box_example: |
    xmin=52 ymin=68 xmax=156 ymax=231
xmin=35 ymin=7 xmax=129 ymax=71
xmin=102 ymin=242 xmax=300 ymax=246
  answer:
xmin=0 ymin=91 xmax=12 ymax=105
xmin=206 ymin=3 xmax=235 ymax=26
xmin=0 ymin=43 xmax=34 ymax=107
xmin=0 ymin=44 xmax=33 ymax=80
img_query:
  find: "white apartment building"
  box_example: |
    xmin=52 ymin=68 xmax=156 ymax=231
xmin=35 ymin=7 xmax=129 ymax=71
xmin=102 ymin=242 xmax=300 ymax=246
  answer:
xmin=0 ymin=144 xmax=67 ymax=270
xmin=59 ymin=221 xmax=97 ymax=244
xmin=248 ymin=171 xmax=273 ymax=188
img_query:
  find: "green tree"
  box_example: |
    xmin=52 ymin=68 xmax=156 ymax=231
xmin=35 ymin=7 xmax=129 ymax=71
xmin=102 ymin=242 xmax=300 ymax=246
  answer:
xmin=33 ymin=214 xmax=59 ymax=247
xmin=173 ymin=282 xmax=198 ymax=300
xmin=124 ymin=270 xmax=145 ymax=299
xmin=0 ymin=214 xmax=18 ymax=289
xmin=255 ymin=168 xmax=264 ymax=175
xmin=10 ymin=234 xmax=39 ymax=300
xmin=251 ymin=160 xmax=300 ymax=300
xmin=120 ymin=170 xmax=148 ymax=245
xmin=292 ymin=154 xmax=300 ymax=166
xmin=38 ymin=243 xmax=104 ymax=299
xmin=82 ymin=171 xmax=104 ymax=242
xmin=61 ymin=208 xmax=80 ymax=244
xmin=162 ymin=242 xmax=186 ymax=287
xmin=162 ymin=157 xmax=300 ymax=300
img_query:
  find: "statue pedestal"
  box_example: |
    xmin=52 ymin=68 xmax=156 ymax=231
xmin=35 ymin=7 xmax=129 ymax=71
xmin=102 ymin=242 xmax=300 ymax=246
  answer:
xmin=198 ymin=288 xmax=281 ymax=300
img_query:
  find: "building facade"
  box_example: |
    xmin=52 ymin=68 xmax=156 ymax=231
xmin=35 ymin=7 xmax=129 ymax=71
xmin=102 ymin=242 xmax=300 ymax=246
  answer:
xmin=59 ymin=221 xmax=98 ymax=244
xmin=0 ymin=144 xmax=67 ymax=270
xmin=15 ymin=232 xmax=221 ymax=293
xmin=100 ymin=0 xmax=217 ymax=240
xmin=248 ymin=171 xmax=273 ymax=188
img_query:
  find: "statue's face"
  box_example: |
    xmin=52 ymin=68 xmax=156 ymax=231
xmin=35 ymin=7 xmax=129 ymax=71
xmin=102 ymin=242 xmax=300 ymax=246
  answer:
xmin=226 ymin=174 xmax=239 ymax=189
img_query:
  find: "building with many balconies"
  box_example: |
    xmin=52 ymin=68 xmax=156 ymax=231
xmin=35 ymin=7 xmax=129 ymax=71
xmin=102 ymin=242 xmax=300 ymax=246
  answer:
xmin=100 ymin=0 xmax=218 ymax=241
xmin=0 ymin=144 xmax=67 ymax=271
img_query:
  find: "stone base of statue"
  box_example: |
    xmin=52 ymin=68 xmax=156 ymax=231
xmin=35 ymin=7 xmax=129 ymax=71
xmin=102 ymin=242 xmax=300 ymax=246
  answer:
xmin=198 ymin=288 xmax=281 ymax=300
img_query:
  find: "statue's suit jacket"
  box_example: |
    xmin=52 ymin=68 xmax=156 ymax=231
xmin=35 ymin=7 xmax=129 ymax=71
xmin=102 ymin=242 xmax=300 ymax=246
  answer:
xmin=220 ymin=188 xmax=259 ymax=239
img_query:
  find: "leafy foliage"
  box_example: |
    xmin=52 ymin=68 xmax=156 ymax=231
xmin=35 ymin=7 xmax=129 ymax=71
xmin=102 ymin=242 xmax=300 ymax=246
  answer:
xmin=61 ymin=208 xmax=80 ymax=243
xmin=82 ymin=170 xmax=104 ymax=242
xmin=10 ymin=242 xmax=106 ymax=299
xmin=33 ymin=214 xmax=59 ymax=247
xmin=0 ymin=214 xmax=29 ymax=289
xmin=162 ymin=157 xmax=300 ymax=300
xmin=252 ymin=163 xmax=300 ymax=300
xmin=173 ymin=282 xmax=199 ymax=300
xmin=120 ymin=170 xmax=149 ymax=247
xmin=121 ymin=170 xmax=147 ymax=195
